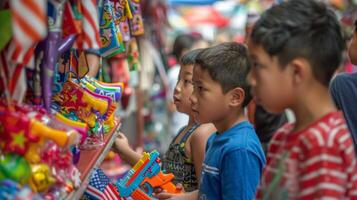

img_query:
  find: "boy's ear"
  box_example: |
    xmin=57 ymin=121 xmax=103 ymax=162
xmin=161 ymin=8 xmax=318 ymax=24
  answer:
xmin=229 ymin=87 xmax=245 ymax=107
xmin=288 ymin=58 xmax=311 ymax=85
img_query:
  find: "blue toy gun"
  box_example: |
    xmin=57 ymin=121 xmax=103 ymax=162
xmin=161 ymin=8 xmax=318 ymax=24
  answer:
xmin=116 ymin=150 xmax=181 ymax=199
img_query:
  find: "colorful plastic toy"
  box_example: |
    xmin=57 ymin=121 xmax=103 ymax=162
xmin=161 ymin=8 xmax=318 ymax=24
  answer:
xmin=0 ymin=179 xmax=41 ymax=200
xmin=0 ymin=153 xmax=31 ymax=185
xmin=29 ymin=163 xmax=56 ymax=192
xmin=0 ymin=110 xmax=36 ymax=155
xmin=116 ymin=150 xmax=181 ymax=199
xmin=83 ymin=87 xmax=115 ymax=121
xmin=54 ymin=112 xmax=88 ymax=144
xmin=81 ymin=76 xmax=124 ymax=103
xmin=25 ymin=119 xmax=80 ymax=164
xmin=53 ymin=80 xmax=109 ymax=127
xmin=80 ymin=76 xmax=122 ymax=130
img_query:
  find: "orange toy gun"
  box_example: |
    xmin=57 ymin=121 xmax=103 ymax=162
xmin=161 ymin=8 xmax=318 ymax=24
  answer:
xmin=116 ymin=150 xmax=181 ymax=200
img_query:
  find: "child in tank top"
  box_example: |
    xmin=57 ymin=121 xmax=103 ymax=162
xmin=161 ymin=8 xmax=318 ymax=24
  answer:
xmin=112 ymin=48 xmax=216 ymax=192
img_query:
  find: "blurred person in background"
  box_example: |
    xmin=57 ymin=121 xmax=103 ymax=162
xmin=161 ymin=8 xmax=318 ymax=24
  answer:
xmin=245 ymin=11 xmax=288 ymax=153
xmin=330 ymin=19 xmax=357 ymax=152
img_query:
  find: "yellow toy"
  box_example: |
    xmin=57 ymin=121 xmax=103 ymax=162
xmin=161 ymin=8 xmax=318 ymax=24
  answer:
xmin=29 ymin=163 xmax=56 ymax=192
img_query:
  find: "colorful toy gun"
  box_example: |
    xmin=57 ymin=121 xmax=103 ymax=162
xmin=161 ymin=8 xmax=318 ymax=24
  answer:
xmin=116 ymin=150 xmax=181 ymax=200
xmin=53 ymin=80 xmax=110 ymax=128
xmin=80 ymin=76 xmax=123 ymax=130
xmin=0 ymin=108 xmax=80 ymax=164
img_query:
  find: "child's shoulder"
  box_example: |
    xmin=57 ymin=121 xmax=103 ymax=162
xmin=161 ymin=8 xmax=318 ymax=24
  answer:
xmin=331 ymin=72 xmax=357 ymax=85
xmin=192 ymin=123 xmax=216 ymax=138
xmin=290 ymin=112 xmax=355 ymax=169
xmin=189 ymin=123 xmax=216 ymax=146
xmin=296 ymin=112 xmax=349 ymax=150
xmin=219 ymin=122 xmax=263 ymax=154
xmin=331 ymin=73 xmax=357 ymax=97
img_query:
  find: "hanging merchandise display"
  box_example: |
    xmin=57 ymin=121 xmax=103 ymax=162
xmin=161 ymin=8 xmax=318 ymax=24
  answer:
xmin=128 ymin=0 xmax=145 ymax=36
xmin=100 ymin=0 xmax=126 ymax=58
xmin=113 ymin=0 xmax=132 ymax=42
xmin=0 ymin=0 xmax=150 ymax=198
xmin=127 ymin=37 xmax=141 ymax=71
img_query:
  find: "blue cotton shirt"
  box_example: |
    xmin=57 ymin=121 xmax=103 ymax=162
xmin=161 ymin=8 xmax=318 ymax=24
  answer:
xmin=198 ymin=121 xmax=266 ymax=200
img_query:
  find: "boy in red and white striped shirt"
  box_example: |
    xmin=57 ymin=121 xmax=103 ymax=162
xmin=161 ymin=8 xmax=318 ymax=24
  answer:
xmin=247 ymin=0 xmax=357 ymax=199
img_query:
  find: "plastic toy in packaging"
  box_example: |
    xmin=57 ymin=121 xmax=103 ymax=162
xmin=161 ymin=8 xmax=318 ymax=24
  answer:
xmin=53 ymin=80 xmax=109 ymax=128
xmin=99 ymin=0 xmax=125 ymax=58
xmin=128 ymin=0 xmax=144 ymax=36
xmin=0 ymin=153 xmax=31 ymax=185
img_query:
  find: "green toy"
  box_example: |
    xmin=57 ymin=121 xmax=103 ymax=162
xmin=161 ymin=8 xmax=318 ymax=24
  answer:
xmin=0 ymin=153 xmax=31 ymax=185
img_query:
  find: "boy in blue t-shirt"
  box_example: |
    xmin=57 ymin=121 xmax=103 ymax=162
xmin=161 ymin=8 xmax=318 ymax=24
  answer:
xmin=155 ymin=42 xmax=266 ymax=200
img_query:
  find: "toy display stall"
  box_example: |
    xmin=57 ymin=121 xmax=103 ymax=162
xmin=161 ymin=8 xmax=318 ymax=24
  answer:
xmin=0 ymin=0 xmax=147 ymax=199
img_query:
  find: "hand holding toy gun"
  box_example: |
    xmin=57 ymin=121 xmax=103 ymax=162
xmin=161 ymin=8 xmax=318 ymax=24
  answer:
xmin=116 ymin=150 xmax=181 ymax=200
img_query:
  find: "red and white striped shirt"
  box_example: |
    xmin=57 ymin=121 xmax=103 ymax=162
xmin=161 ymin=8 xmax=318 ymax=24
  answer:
xmin=256 ymin=111 xmax=357 ymax=199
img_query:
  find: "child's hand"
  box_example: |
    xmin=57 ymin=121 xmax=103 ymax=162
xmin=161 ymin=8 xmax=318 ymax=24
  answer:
xmin=153 ymin=192 xmax=195 ymax=200
xmin=153 ymin=184 xmax=193 ymax=200
xmin=154 ymin=183 xmax=184 ymax=194
xmin=153 ymin=191 xmax=184 ymax=200
xmin=111 ymin=132 xmax=142 ymax=165
xmin=112 ymin=132 xmax=130 ymax=154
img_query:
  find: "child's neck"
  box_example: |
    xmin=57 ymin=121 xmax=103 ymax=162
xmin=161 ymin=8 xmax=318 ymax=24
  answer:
xmin=215 ymin=111 xmax=246 ymax=134
xmin=291 ymin=86 xmax=337 ymax=132
xmin=187 ymin=117 xmax=196 ymax=128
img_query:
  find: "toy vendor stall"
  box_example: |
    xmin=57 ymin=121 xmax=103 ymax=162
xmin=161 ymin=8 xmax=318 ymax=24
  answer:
xmin=0 ymin=0 xmax=166 ymax=199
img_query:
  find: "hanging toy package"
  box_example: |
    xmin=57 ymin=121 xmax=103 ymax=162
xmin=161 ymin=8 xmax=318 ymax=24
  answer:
xmin=128 ymin=0 xmax=144 ymax=36
xmin=99 ymin=0 xmax=126 ymax=58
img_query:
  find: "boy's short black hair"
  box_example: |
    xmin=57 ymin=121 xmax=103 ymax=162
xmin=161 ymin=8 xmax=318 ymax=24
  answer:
xmin=180 ymin=48 xmax=204 ymax=66
xmin=195 ymin=42 xmax=252 ymax=107
xmin=251 ymin=0 xmax=345 ymax=86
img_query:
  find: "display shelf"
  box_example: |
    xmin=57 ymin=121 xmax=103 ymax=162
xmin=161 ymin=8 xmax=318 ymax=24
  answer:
xmin=65 ymin=121 xmax=121 ymax=200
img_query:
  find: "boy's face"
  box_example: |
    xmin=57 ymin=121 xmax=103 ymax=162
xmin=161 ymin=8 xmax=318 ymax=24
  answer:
xmin=247 ymin=41 xmax=294 ymax=113
xmin=173 ymin=64 xmax=194 ymax=114
xmin=190 ymin=65 xmax=231 ymax=125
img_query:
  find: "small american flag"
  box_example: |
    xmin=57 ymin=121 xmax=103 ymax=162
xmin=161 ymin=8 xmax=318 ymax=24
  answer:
xmin=83 ymin=168 xmax=123 ymax=200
